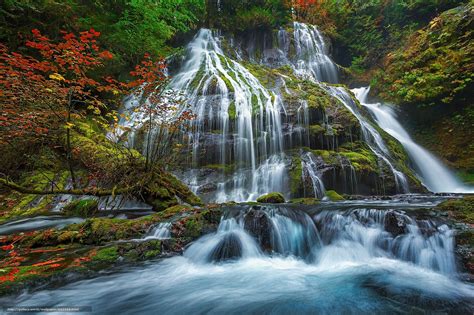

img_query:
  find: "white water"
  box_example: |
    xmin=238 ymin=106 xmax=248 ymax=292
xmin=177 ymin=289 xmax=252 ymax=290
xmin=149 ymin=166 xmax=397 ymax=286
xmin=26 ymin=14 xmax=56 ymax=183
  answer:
xmin=325 ymin=86 xmax=410 ymax=193
xmin=292 ymin=22 xmax=338 ymax=83
xmin=353 ymin=87 xmax=474 ymax=193
xmin=301 ymin=152 xmax=326 ymax=198
xmin=143 ymin=222 xmax=172 ymax=241
xmin=13 ymin=205 xmax=474 ymax=313
xmin=170 ymin=29 xmax=286 ymax=202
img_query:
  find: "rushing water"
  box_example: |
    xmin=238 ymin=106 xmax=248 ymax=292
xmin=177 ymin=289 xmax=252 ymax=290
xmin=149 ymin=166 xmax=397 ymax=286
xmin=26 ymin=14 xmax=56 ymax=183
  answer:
xmin=353 ymin=87 xmax=474 ymax=194
xmin=324 ymin=86 xmax=410 ymax=193
xmin=12 ymin=202 xmax=474 ymax=314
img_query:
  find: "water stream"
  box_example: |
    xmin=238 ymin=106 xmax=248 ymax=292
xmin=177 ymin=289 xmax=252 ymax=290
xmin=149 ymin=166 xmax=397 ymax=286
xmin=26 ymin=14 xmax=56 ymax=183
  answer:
xmin=353 ymin=87 xmax=474 ymax=193
xmin=12 ymin=202 xmax=473 ymax=313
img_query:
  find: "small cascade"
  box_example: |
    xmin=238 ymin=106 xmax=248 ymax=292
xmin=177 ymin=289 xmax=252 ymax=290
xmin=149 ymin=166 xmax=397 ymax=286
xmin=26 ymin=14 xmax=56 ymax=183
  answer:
xmin=292 ymin=22 xmax=338 ymax=83
xmin=266 ymin=207 xmax=321 ymax=258
xmin=324 ymin=86 xmax=409 ymax=193
xmin=353 ymin=87 xmax=474 ymax=193
xmin=185 ymin=206 xmax=322 ymax=262
xmin=301 ymin=152 xmax=326 ymax=198
xmin=143 ymin=222 xmax=172 ymax=241
xmin=314 ymin=208 xmax=456 ymax=274
xmin=295 ymin=100 xmax=310 ymax=146
xmin=184 ymin=217 xmax=262 ymax=263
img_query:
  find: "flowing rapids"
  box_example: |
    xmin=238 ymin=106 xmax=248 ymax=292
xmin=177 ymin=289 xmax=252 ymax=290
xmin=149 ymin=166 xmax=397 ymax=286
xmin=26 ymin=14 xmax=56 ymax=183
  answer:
xmin=12 ymin=202 xmax=474 ymax=314
xmin=353 ymin=87 xmax=474 ymax=194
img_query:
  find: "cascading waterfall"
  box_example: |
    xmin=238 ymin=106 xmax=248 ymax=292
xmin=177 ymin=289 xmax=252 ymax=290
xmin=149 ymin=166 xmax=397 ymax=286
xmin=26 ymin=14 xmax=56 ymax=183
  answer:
xmin=113 ymin=20 xmax=470 ymax=200
xmin=14 ymin=204 xmax=473 ymax=313
xmin=353 ymin=87 xmax=474 ymax=194
xmin=169 ymin=29 xmax=286 ymax=202
xmin=292 ymin=22 xmax=338 ymax=83
xmin=143 ymin=222 xmax=172 ymax=241
xmin=301 ymin=152 xmax=326 ymax=198
xmin=324 ymin=86 xmax=410 ymax=193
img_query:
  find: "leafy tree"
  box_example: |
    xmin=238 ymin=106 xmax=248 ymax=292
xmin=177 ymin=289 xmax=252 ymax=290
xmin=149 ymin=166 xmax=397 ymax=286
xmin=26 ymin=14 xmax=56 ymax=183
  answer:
xmin=0 ymin=28 xmax=122 ymax=187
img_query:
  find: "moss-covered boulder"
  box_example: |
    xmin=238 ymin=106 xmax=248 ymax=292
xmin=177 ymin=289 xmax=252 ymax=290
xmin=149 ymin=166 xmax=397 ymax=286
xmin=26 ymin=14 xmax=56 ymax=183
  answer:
xmin=257 ymin=192 xmax=285 ymax=203
xmin=325 ymin=190 xmax=345 ymax=201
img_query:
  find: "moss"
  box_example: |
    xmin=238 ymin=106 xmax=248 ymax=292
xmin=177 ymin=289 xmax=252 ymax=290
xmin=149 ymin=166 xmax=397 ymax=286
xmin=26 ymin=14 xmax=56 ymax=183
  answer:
xmin=92 ymin=246 xmax=119 ymax=263
xmin=228 ymin=101 xmax=236 ymax=120
xmin=437 ymin=196 xmax=474 ymax=224
xmin=256 ymin=192 xmax=285 ymax=203
xmin=63 ymin=199 xmax=98 ymax=217
xmin=162 ymin=204 xmax=191 ymax=218
xmin=309 ymin=124 xmax=325 ymax=135
xmin=290 ymin=198 xmax=320 ymax=205
xmin=289 ymin=156 xmax=303 ymax=196
xmin=203 ymin=163 xmax=235 ymax=175
xmin=325 ymin=190 xmax=345 ymax=201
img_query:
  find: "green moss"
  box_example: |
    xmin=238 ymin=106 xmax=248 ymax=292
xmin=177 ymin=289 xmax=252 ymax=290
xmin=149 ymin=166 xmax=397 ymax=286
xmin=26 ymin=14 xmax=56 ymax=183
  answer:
xmin=228 ymin=101 xmax=236 ymax=120
xmin=256 ymin=192 xmax=285 ymax=203
xmin=92 ymin=246 xmax=119 ymax=263
xmin=309 ymin=124 xmax=325 ymax=135
xmin=457 ymin=171 xmax=474 ymax=185
xmin=203 ymin=163 xmax=235 ymax=175
xmin=437 ymin=196 xmax=474 ymax=224
xmin=325 ymin=190 xmax=345 ymax=201
xmin=63 ymin=199 xmax=98 ymax=217
xmin=290 ymin=198 xmax=320 ymax=205
xmin=289 ymin=156 xmax=303 ymax=196
xmin=162 ymin=204 xmax=191 ymax=218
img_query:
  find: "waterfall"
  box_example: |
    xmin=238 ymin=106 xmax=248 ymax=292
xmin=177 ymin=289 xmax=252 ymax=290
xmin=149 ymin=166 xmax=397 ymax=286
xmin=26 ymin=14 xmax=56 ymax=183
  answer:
xmin=169 ymin=29 xmax=286 ymax=202
xmin=292 ymin=22 xmax=338 ymax=83
xmin=353 ymin=87 xmax=474 ymax=193
xmin=143 ymin=222 xmax=172 ymax=240
xmin=324 ymin=86 xmax=409 ymax=193
xmin=182 ymin=205 xmax=456 ymax=274
xmin=301 ymin=152 xmax=326 ymax=198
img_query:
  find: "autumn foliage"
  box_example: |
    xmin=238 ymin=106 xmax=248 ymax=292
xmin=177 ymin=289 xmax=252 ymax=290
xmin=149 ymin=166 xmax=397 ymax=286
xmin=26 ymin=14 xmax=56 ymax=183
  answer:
xmin=0 ymin=28 xmax=121 ymax=145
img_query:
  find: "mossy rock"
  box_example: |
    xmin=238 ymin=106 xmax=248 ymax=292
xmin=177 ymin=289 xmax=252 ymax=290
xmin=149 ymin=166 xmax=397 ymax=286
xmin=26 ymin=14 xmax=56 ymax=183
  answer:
xmin=325 ymin=190 xmax=345 ymax=201
xmin=437 ymin=196 xmax=474 ymax=224
xmin=290 ymin=198 xmax=320 ymax=205
xmin=63 ymin=199 xmax=98 ymax=217
xmin=257 ymin=192 xmax=285 ymax=204
xmin=92 ymin=246 xmax=119 ymax=263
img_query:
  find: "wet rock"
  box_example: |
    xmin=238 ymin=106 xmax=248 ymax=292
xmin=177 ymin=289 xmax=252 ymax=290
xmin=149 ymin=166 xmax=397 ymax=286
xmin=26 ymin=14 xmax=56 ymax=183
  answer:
xmin=196 ymin=183 xmax=218 ymax=195
xmin=243 ymin=207 xmax=272 ymax=251
xmin=384 ymin=211 xmax=407 ymax=236
xmin=209 ymin=233 xmax=242 ymax=262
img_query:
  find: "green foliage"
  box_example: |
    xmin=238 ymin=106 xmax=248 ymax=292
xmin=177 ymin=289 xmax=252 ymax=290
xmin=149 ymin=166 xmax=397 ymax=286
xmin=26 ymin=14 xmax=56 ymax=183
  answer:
xmin=207 ymin=0 xmax=290 ymax=32
xmin=306 ymin=0 xmax=465 ymax=70
xmin=0 ymin=0 xmax=205 ymax=74
xmin=373 ymin=3 xmax=473 ymax=108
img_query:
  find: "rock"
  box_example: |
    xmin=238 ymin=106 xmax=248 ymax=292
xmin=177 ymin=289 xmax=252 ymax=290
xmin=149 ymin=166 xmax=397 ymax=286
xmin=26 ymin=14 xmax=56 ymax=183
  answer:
xmin=256 ymin=192 xmax=285 ymax=204
xmin=384 ymin=211 xmax=407 ymax=236
xmin=209 ymin=233 xmax=242 ymax=262
xmin=243 ymin=207 xmax=272 ymax=251
xmin=196 ymin=183 xmax=218 ymax=194
xmin=324 ymin=190 xmax=345 ymax=201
